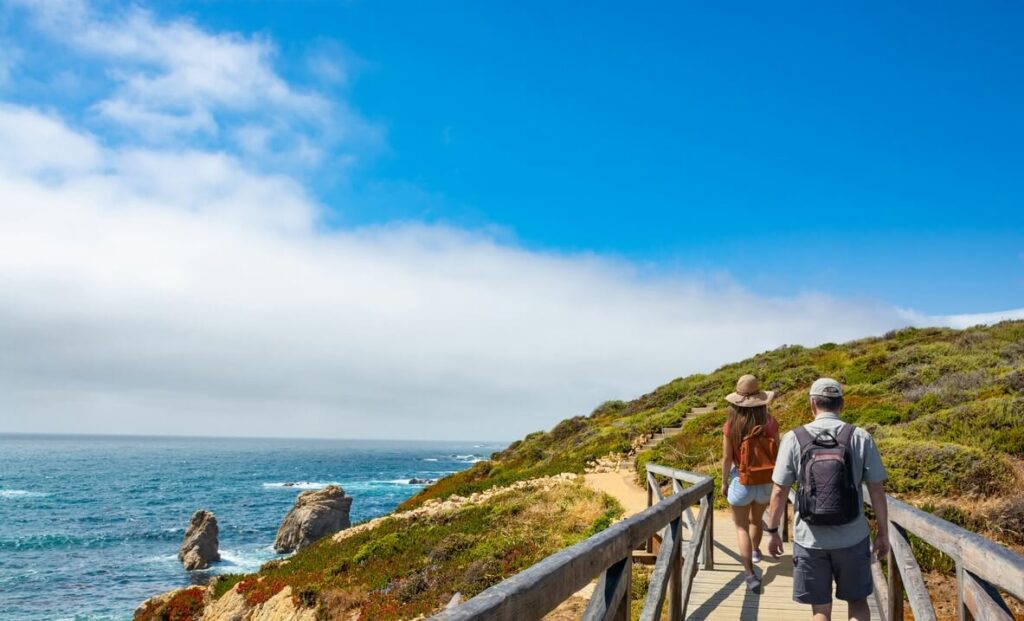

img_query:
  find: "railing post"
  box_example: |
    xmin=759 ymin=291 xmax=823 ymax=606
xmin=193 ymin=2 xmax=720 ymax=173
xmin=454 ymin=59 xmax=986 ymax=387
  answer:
xmin=646 ymin=472 xmax=654 ymax=554
xmin=887 ymin=543 xmax=904 ymax=621
xmin=701 ymin=491 xmax=714 ymax=570
xmin=614 ymin=555 xmax=632 ymax=621
xmin=669 ymin=515 xmax=682 ymax=620
xmin=957 ymin=563 xmax=969 ymax=621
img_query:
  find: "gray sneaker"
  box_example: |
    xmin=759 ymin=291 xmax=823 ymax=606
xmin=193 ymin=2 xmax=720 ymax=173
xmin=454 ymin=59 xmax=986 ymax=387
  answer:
xmin=745 ymin=573 xmax=762 ymax=593
xmin=752 ymin=550 xmax=762 ymax=563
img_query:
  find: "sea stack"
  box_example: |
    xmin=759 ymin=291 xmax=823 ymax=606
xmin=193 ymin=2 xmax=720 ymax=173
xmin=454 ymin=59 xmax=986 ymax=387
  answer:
xmin=274 ymin=485 xmax=352 ymax=553
xmin=178 ymin=509 xmax=220 ymax=570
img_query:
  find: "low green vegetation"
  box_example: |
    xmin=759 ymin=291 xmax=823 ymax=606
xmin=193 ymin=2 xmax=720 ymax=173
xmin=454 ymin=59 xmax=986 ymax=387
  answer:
xmin=159 ymin=479 xmax=620 ymax=621
xmin=139 ymin=321 xmax=1024 ymax=620
xmin=409 ymin=321 xmax=1024 ymax=544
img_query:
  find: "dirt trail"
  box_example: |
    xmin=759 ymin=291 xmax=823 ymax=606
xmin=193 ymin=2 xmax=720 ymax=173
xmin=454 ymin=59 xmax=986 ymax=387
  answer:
xmin=584 ymin=469 xmax=648 ymax=516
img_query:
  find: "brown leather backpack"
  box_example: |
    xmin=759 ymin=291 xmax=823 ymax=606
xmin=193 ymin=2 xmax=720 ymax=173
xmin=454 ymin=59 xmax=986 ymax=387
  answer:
xmin=738 ymin=424 xmax=778 ymax=485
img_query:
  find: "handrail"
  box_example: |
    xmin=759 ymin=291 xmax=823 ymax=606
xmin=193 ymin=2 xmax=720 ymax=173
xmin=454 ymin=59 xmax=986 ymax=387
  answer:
xmin=784 ymin=485 xmax=1024 ymax=621
xmin=430 ymin=466 xmax=713 ymax=621
xmin=434 ymin=462 xmax=1024 ymax=620
xmin=867 ymin=491 xmax=1023 ymax=621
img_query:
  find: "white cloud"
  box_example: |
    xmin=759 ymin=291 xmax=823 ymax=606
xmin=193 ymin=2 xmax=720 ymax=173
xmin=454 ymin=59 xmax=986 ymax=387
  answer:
xmin=1 ymin=103 xmax=998 ymax=441
xmin=0 ymin=4 xmax=1017 ymax=442
xmin=10 ymin=0 xmax=379 ymax=166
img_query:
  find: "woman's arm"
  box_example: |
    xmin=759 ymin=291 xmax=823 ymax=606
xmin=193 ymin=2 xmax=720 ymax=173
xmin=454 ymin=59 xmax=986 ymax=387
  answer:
xmin=721 ymin=434 xmax=733 ymax=497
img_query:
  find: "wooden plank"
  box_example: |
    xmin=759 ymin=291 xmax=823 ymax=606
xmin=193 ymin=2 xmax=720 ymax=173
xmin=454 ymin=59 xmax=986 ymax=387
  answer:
xmin=646 ymin=463 xmax=708 ymax=485
xmin=868 ymin=492 xmax=1024 ymax=602
xmin=888 ymin=546 xmax=904 ymax=621
xmin=430 ymin=476 xmax=712 ymax=621
xmin=962 ymin=571 xmax=1014 ymax=621
xmin=701 ymin=493 xmax=714 ymax=571
xmin=890 ymin=524 xmax=937 ymax=621
xmin=678 ymin=501 xmax=712 ymax=619
xmin=639 ymin=517 xmax=681 ymax=621
xmin=583 ymin=556 xmax=632 ymax=621
xmin=871 ymin=557 xmax=890 ymax=621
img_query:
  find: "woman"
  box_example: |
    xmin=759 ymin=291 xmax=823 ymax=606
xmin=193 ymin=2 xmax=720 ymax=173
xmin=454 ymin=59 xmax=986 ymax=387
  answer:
xmin=722 ymin=374 xmax=780 ymax=593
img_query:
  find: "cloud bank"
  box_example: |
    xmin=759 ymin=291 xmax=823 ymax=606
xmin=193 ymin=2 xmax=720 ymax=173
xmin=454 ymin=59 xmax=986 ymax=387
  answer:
xmin=0 ymin=2 xmax=1019 ymax=441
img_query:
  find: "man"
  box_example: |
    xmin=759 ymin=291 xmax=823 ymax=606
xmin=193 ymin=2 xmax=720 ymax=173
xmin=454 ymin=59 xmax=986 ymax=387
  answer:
xmin=764 ymin=378 xmax=890 ymax=621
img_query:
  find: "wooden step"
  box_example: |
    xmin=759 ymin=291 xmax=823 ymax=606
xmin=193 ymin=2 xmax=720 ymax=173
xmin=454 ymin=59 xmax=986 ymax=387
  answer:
xmin=630 ymin=550 xmax=657 ymax=566
xmin=661 ymin=427 xmax=682 ymax=434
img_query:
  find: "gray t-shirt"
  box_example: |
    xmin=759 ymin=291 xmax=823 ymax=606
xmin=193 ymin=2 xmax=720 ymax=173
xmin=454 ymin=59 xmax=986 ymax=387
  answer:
xmin=772 ymin=412 xmax=888 ymax=550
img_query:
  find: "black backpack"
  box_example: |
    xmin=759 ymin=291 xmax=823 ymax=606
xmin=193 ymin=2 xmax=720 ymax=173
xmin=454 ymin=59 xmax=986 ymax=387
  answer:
xmin=794 ymin=424 xmax=860 ymax=526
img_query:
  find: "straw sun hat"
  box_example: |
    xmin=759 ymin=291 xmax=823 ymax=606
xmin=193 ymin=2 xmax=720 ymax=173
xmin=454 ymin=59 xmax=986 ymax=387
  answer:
xmin=725 ymin=374 xmax=775 ymax=407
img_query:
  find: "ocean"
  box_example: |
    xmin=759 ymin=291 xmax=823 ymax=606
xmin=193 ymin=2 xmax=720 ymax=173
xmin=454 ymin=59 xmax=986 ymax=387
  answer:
xmin=0 ymin=434 xmax=497 ymax=620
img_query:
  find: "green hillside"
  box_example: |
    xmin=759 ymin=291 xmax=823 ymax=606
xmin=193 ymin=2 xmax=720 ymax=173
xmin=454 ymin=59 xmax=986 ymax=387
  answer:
xmin=136 ymin=321 xmax=1024 ymax=620
xmin=405 ymin=321 xmax=1024 ymax=547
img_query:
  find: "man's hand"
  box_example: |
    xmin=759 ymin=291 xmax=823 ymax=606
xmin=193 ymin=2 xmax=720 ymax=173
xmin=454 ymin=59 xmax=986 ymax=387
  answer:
xmin=872 ymin=533 xmax=890 ymax=560
xmin=721 ymin=482 xmax=729 ymax=498
xmin=768 ymin=532 xmax=783 ymax=558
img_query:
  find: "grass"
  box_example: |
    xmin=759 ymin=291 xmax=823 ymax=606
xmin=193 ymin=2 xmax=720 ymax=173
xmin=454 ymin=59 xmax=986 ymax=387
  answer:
xmin=139 ymin=320 xmax=1024 ymax=619
xmin=405 ymin=320 xmax=1024 ymax=544
xmin=164 ymin=478 xmax=621 ymax=621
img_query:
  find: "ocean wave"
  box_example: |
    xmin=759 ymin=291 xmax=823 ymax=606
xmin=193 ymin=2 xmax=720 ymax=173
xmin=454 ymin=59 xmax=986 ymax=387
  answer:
xmin=0 ymin=489 xmax=48 ymax=499
xmin=422 ymin=457 xmax=439 ymax=462
xmin=452 ymin=454 xmax=485 ymax=463
xmin=218 ymin=548 xmax=279 ymax=572
xmin=261 ymin=481 xmax=339 ymax=490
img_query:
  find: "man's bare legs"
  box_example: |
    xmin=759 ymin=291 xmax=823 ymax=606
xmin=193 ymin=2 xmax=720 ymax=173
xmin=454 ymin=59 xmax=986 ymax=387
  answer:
xmin=810 ymin=599 xmax=870 ymax=621
xmin=811 ymin=602 xmax=832 ymax=621
xmin=847 ymin=598 xmax=870 ymax=621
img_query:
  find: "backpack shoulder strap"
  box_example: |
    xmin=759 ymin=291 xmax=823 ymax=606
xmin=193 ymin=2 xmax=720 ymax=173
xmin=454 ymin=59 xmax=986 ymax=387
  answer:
xmin=793 ymin=425 xmax=814 ymax=451
xmin=837 ymin=423 xmax=857 ymax=447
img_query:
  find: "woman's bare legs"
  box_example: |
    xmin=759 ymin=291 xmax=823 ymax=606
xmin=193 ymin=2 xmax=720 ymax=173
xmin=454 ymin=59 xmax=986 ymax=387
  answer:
xmin=749 ymin=501 xmax=768 ymax=557
xmin=730 ymin=503 xmax=755 ymax=575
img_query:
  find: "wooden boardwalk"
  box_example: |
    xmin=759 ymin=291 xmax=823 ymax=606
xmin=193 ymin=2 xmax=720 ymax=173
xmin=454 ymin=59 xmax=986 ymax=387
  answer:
xmin=435 ymin=461 xmax=1024 ymax=621
xmin=683 ymin=512 xmax=880 ymax=620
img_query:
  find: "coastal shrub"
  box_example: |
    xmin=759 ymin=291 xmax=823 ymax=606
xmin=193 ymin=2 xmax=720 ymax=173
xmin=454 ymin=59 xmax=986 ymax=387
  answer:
xmin=879 ymin=438 xmax=1015 ymax=497
xmin=295 ymin=585 xmax=320 ymax=608
xmin=219 ymin=480 xmax=617 ymax=620
xmin=907 ymin=398 xmax=1024 ymax=458
xmin=211 ymin=574 xmax=245 ymax=599
xmin=236 ymin=575 xmax=286 ymax=606
xmin=157 ymin=587 xmax=205 ymax=621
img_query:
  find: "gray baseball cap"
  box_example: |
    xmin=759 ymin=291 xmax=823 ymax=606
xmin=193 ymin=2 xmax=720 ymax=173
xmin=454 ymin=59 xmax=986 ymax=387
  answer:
xmin=809 ymin=377 xmax=843 ymax=397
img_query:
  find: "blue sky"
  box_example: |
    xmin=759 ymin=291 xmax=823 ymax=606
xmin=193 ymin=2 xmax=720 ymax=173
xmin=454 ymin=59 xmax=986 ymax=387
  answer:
xmin=4 ymin=1 xmax=1022 ymax=313
xmin=136 ymin=0 xmax=1024 ymax=314
xmin=0 ymin=1 xmax=1021 ymax=438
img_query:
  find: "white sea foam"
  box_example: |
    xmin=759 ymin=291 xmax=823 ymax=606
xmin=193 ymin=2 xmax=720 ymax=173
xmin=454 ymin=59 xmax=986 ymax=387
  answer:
xmin=261 ymin=481 xmax=339 ymax=490
xmin=422 ymin=457 xmax=439 ymax=462
xmin=218 ymin=548 xmax=278 ymax=572
xmin=0 ymin=489 xmax=47 ymax=498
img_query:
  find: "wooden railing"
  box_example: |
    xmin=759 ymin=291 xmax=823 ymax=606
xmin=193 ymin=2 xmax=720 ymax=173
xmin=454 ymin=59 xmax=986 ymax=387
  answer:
xmin=429 ymin=465 xmax=714 ymax=621
xmin=431 ymin=463 xmax=1024 ymax=621
xmin=867 ymin=493 xmax=1024 ymax=621
xmin=782 ymin=486 xmax=1024 ymax=621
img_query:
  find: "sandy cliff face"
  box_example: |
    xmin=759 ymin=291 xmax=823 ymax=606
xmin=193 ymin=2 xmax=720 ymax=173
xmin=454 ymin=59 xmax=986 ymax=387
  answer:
xmin=135 ymin=583 xmax=318 ymax=621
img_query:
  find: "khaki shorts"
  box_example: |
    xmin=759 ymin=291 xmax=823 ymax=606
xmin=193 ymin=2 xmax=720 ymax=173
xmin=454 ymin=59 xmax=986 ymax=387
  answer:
xmin=792 ymin=537 xmax=873 ymax=605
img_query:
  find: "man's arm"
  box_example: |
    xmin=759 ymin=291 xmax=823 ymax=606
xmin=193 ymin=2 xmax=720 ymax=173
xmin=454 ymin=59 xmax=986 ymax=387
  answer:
xmin=766 ymin=483 xmax=789 ymax=557
xmin=867 ymin=481 xmax=890 ymax=559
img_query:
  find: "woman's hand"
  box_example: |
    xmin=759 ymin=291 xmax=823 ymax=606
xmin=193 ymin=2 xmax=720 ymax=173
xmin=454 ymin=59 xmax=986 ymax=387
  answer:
xmin=721 ymin=482 xmax=729 ymax=498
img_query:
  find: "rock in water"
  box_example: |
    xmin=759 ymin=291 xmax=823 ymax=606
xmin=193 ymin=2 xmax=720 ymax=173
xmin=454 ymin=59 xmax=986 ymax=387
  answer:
xmin=178 ymin=509 xmax=220 ymax=570
xmin=274 ymin=485 xmax=352 ymax=553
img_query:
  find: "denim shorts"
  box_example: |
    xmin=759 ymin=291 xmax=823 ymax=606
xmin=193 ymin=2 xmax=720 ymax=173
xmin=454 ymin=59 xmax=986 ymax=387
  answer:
xmin=793 ymin=537 xmax=873 ymax=604
xmin=726 ymin=469 xmax=772 ymax=506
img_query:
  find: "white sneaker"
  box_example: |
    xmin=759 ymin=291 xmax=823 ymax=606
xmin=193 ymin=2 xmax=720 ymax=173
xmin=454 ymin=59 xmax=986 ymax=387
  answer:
xmin=752 ymin=550 xmax=762 ymax=563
